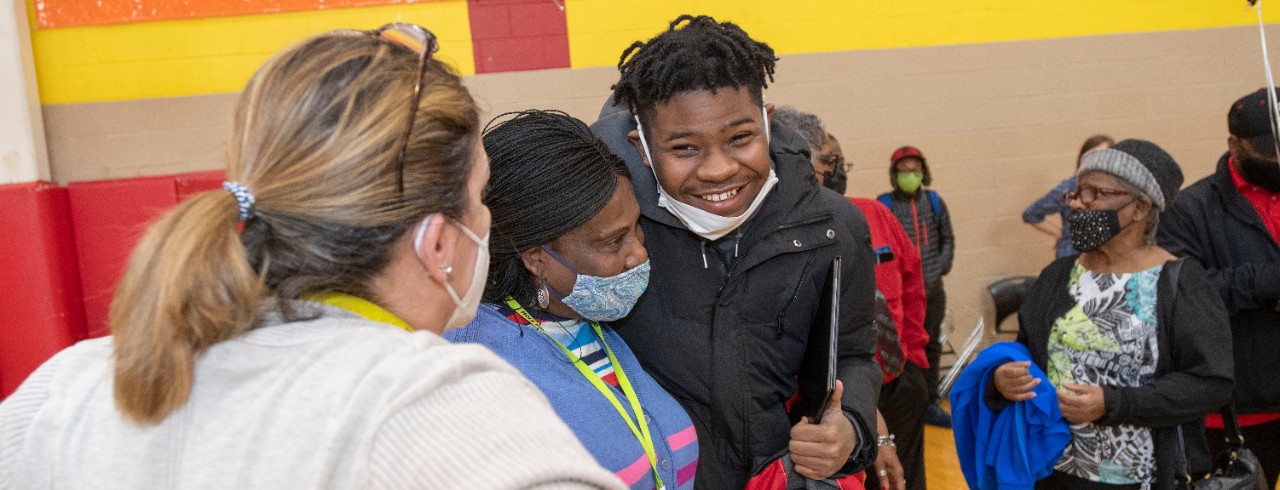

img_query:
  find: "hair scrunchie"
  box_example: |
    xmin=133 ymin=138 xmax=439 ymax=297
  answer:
xmin=222 ymin=181 xmax=257 ymax=222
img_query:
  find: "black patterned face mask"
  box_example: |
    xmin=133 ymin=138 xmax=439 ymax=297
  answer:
xmin=1068 ymin=204 xmax=1131 ymax=252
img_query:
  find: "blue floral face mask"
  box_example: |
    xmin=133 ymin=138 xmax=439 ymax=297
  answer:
xmin=540 ymin=246 xmax=650 ymax=322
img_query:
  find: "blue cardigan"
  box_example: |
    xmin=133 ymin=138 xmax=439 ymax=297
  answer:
xmin=445 ymin=304 xmax=698 ymax=490
xmin=950 ymin=342 xmax=1071 ymax=490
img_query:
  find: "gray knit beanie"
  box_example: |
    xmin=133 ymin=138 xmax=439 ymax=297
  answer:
xmin=1077 ymin=139 xmax=1183 ymax=210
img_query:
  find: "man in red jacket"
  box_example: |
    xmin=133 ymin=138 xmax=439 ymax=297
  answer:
xmin=833 ymin=137 xmax=931 ymax=490
xmin=773 ymin=106 xmax=931 ymax=490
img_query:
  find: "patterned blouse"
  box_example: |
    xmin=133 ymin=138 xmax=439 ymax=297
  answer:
xmin=1047 ymin=261 xmax=1163 ymax=489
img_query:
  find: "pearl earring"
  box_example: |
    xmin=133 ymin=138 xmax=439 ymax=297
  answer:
xmin=441 ymin=264 xmax=453 ymax=275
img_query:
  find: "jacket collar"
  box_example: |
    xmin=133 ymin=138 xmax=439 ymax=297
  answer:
xmin=1209 ymin=152 xmax=1274 ymax=232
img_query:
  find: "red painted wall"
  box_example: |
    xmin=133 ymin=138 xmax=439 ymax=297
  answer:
xmin=468 ymin=0 xmax=569 ymax=73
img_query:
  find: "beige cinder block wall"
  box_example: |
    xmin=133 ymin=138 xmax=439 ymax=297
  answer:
xmin=42 ymin=25 xmax=1279 ymax=356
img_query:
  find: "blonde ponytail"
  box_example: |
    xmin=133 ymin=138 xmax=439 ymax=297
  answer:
xmin=110 ymin=190 xmax=264 ymax=424
xmin=108 ymin=29 xmax=478 ymax=425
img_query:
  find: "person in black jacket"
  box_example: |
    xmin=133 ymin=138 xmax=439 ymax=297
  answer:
xmin=1157 ymin=87 xmax=1280 ymax=487
xmin=993 ymin=140 xmax=1233 ymax=489
xmin=877 ymin=146 xmax=955 ymax=428
xmin=590 ymin=15 xmax=880 ymax=489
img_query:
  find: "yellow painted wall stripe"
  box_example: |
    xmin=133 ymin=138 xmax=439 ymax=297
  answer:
xmin=29 ymin=0 xmax=1280 ymax=104
xmin=28 ymin=0 xmax=475 ymax=105
xmin=566 ymin=0 xmax=1279 ymax=68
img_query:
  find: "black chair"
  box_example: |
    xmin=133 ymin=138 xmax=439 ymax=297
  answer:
xmin=987 ymin=276 xmax=1036 ymax=335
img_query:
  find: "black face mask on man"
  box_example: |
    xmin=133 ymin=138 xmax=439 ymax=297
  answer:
xmin=1238 ymin=156 xmax=1280 ymax=192
xmin=1068 ymin=200 xmax=1136 ymax=253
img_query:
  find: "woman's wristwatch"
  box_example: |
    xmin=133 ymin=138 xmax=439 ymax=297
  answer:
xmin=876 ymin=434 xmax=896 ymax=449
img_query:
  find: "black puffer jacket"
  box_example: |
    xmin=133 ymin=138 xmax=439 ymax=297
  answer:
xmin=590 ymin=111 xmax=880 ymax=488
xmin=1158 ymin=153 xmax=1280 ymax=413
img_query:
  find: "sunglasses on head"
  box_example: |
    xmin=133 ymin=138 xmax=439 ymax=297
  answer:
xmin=370 ymin=23 xmax=439 ymax=194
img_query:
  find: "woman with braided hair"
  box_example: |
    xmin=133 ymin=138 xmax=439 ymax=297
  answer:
xmin=447 ymin=109 xmax=698 ymax=490
xmin=590 ymin=15 xmax=882 ymax=489
xmin=0 ymin=26 xmax=621 ymax=489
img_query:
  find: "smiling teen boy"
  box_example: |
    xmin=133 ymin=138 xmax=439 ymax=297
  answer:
xmin=590 ymin=15 xmax=880 ymax=488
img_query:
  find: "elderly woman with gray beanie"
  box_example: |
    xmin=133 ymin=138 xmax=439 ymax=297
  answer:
xmin=445 ymin=110 xmax=698 ymax=490
xmin=989 ymin=139 xmax=1234 ymax=489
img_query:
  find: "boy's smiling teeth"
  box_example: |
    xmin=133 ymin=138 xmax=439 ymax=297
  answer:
xmin=700 ymin=187 xmax=739 ymax=202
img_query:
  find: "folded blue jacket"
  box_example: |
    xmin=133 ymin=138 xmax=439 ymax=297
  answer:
xmin=950 ymin=341 xmax=1071 ymax=490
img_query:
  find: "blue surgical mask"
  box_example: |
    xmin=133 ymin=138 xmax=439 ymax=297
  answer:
xmin=540 ymin=245 xmax=650 ymax=322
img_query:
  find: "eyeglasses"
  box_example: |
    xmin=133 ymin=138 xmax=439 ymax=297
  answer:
xmin=1065 ymin=186 xmax=1131 ymax=204
xmin=372 ymin=23 xmax=439 ymax=194
xmin=818 ymin=153 xmax=853 ymax=173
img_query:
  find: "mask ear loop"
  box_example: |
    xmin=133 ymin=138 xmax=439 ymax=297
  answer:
xmin=539 ymin=245 xmax=581 ymax=275
xmin=413 ymin=214 xmax=468 ymax=307
xmin=538 ymin=245 xmax=576 ymax=301
xmin=413 ymin=214 xmax=433 ymax=256
xmin=762 ymin=105 xmax=771 ymax=143
xmin=413 ymin=214 xmax=451 ymax=273
xmin=634 ymin=115 xmax=659 ymax=177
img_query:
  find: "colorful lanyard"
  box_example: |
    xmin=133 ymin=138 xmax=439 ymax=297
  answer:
xmin=504 ymin=297 xmax=665 ymax=490
xmin=308 ymin=292 xmax=414 ymax=332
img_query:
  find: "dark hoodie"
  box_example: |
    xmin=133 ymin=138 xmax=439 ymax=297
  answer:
xmin=590 ymin=109 xmax=881 ymax=488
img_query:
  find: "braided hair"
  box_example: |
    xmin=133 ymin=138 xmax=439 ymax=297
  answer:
xmin=481 ymin=110 xmax=631 ymax=306
xmin=612 ymin=15 xmax=778 ymax=124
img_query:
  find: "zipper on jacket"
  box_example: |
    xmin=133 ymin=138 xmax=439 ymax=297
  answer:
xmin=775 ymin=252 xmax=817 ymax=339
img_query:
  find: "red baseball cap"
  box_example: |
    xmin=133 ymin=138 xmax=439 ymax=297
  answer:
xmin=890 ymin=146 xmax=925 ymax=165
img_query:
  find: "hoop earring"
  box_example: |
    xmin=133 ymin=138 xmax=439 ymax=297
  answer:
xmin=537 ymin=279 xmax=550 ymax=309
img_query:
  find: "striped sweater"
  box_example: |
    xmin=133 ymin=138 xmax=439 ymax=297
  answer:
xmin=447 ymin=304 xmax=699 ymax=490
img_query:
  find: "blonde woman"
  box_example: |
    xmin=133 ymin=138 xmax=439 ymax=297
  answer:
xmin=0 ymin=26 xmax=622 ymax=489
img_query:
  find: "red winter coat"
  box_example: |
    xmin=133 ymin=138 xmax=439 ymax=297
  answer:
xmin=850 ymin=197 xmax=929 ymax=381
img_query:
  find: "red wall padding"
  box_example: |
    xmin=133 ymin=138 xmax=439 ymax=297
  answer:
xmin=0 ymin=182 xmax=87 ymax=397
xmin=68 ymin=176 xmax=183 ymax=339
xmin=0 ymin=171 xmax=226 ymax=398
xmin=67 ymin=171 xmax=226 ymax=339
xmin=176 ymin=171 xmax=227 ymax=201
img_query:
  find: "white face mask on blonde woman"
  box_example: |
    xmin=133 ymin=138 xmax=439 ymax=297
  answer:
xmin=414 ymin=214 xmax=490 ymax=330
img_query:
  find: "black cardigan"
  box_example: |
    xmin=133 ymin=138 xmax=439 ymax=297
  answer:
xmin=1006 ymin=256 xmax=1234 ymax=489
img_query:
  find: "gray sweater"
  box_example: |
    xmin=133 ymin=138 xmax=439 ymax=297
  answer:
xmin=0 ymin=303 xmax=625 ymax=489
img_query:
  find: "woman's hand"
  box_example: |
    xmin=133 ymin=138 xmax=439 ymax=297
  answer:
xmin=1058 ymin=383 xmax=1106 ymax=424
xmin=993 ymin=361 xmax=1040 ymax=402
xmin=873 ymin=443 xmax=905 ymax=490
xmin=872 ymin=410 xmax=905 ymax=490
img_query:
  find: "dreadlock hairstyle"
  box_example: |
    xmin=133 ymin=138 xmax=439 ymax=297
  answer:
xmin=612 ymin=15 xmax=778 ymax=125
xmin=480 ymin=110 xmax=631 ymax=306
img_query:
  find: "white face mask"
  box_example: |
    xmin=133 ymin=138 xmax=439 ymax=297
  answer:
xmin=414 ymin=215 xmax=490 ymax=331
xmin=634 ymin=107 xmax=778 ymax=241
